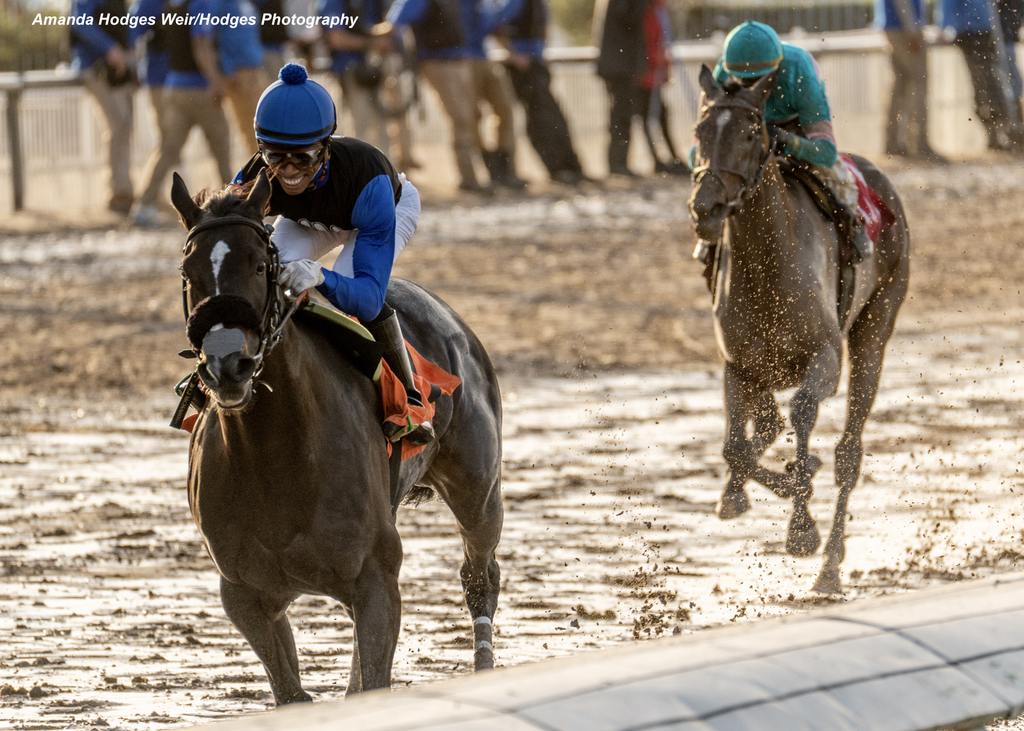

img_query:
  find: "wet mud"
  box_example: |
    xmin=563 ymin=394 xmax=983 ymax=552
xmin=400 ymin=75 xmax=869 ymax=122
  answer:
xmin=1 ymin=161 xmax=1022 ymax=728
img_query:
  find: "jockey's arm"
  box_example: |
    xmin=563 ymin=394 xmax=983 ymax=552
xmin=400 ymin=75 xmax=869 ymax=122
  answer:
xmin=781 ymin=50 xmax=839 ymax=168
xmin=317 ymin=175 xmax=397 ymax=322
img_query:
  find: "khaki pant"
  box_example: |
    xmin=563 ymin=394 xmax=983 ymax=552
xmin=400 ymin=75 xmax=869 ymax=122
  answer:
xmin=420 ymin=59 xmax=480 ymax=187
xmin=225 ymin=67 xmax=267 ymax=157
xmin=82 ymin=66 xmax=135 ymax=205
xmin=468 ymin=58 xmax=517 ymax=156
xmin=138 ymin=87 xmax=233 ymax=206
xmin=338 ymin=68 xmax=388 ymax=153
xmin=885 ymin=31 xmax=930 ymax=155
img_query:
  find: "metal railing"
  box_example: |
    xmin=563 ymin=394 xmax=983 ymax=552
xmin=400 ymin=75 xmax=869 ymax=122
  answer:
xmin=0 ymin=31 xmax=991 ymax=213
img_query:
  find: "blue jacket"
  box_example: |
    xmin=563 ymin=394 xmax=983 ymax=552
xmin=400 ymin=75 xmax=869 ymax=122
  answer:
xmin=388 ymin=0 xmax=518 ymax=60
xmin=319 ymin=0 xmax=384 ymax=73
xmin=875 ymin=0 xmax=925 ymax=29
xmin=130 ymin=0 xmax=169 ymax=86
xmin=70 ymin=0 xmax=127 ymax=70
xmin=217 ymin=0 xmax=264 ymax=75
xmin=940 ymin=0 xmax=998 ymax=33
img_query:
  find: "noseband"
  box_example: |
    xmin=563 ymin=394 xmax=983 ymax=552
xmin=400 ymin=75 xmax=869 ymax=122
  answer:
xmin=179 ymin=214 xmax=296 ymax=382
xmin=691 ymin=97 xmax=772 ymax=216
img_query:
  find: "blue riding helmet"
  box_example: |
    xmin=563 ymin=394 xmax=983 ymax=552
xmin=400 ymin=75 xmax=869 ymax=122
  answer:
xmin=722 ymin=21 xmax=784 ymax=79
xmin=254 ymin=63 xmax=337 ymax=147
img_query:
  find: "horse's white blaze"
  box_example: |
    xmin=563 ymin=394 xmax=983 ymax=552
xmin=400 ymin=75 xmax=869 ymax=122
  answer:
xmin=715 ymin=109 xmax=732 ymax=145
xmin=210 ymin=240 xmax=230 ymax=295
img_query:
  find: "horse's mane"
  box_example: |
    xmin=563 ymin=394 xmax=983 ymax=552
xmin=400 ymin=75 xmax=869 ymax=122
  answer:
xmin=195 ymin=184 xmax=260 ymax=218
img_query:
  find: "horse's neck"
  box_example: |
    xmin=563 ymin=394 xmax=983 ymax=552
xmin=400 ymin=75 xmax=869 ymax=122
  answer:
xmin=727 ymin=159 xmax=796 ymax=276
xmin=213 ymin=323 xmax=322 ymax=443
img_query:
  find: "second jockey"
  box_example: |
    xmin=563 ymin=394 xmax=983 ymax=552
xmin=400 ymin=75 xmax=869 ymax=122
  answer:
xmin=705 ymin=21 xmax=874 ymax=261
xmin=233 ymin=63 xmax=434 ymax=445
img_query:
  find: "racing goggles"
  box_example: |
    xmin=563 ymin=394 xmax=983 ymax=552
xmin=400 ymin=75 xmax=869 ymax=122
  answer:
xmin=259 ymin=144 xmax=325 ymax=170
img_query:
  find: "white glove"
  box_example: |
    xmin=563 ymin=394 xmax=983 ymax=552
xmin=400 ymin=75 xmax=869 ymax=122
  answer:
xmin=280 ymin=259 xmax=325 ymax=297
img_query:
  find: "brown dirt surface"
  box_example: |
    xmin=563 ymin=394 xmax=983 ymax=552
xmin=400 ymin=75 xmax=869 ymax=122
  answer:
xmin=1 ymin=161 xmax=1022 ymax=729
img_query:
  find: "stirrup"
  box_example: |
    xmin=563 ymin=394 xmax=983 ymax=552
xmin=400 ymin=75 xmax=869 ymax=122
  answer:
xmin=383 ymin=416 xmax=435 ymax=445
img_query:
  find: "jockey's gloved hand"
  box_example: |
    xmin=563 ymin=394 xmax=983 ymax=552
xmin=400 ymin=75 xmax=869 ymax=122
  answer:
xmin=768 ymin=127 xmax=798 ymax=157
xmin=280 ymin=259 xmax=325 ymax=297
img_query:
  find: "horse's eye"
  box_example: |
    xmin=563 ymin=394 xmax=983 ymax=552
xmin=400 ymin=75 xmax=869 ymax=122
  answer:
xmin=256 ymin=262 xmax=267 ymax=276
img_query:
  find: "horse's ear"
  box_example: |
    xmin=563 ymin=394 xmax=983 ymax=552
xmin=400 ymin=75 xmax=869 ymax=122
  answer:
xmin=170 ymin=172 xmax=202 ymax=230
xmin=749 ymin=71 xmax=778 ymax=104
xmin=698 ymin=64 xmax=718 ymax=97
xmin=245 ymin=170 xmax=272 ymax=217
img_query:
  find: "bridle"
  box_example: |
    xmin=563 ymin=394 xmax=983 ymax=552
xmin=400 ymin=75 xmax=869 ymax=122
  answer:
xmin=690 ymin=95 xmax=772 ymax=217
xmin=179 ymin=214 xmax=299 ymax=383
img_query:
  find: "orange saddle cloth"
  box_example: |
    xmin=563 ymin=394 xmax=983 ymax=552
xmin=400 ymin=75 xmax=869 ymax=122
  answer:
xmin=379 ymin=340 xmax=462 ymax=460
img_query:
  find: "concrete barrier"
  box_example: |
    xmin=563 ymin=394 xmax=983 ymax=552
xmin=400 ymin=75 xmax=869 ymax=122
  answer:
xmin=188 ymin=573 xmax=1024 ymax=731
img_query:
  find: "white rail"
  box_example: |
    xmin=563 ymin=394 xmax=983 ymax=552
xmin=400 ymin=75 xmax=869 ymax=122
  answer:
xmin=186 ymin=574 xmax=1024 ymax=731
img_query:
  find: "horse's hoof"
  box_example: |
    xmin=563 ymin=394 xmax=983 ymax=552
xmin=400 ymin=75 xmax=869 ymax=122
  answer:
xmin=786 ymin=514 xmax=821 ymax=557
xmin=474 ymin=647 xmax=495 ymax=671
xmin=716 ymin=487 xmax=751 ymax=519
xmin=278 ymin=691 xmax=312 ymax=705
xmin=812 ymin=566 xmax=843 ymax=595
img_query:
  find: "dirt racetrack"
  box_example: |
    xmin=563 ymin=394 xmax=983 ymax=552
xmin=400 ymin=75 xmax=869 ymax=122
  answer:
xmin=1 ymin=160 xmax=1022 ymax=729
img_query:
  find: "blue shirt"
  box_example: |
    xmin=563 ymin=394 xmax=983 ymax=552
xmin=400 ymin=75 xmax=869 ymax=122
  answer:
xmin=217 ymin=0 xmax=264 ymax=74
xmin=875 ymin=0 xmax=925 ymax=29
xmin=69 ymin=0 xmax=124 ymax=70
xmin=940 ymin=0 xmax=998 ymax=32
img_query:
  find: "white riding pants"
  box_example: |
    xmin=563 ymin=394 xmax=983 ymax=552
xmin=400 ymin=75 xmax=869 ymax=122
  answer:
xmin=271 ymin=175 xmax=421 ymax=276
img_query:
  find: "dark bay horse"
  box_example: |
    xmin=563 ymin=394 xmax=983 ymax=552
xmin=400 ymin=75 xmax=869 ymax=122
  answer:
xmin=688 ymin=66 xmax=910 ymax=594
xmin=171 ymin=172 xmax=503 ymax=702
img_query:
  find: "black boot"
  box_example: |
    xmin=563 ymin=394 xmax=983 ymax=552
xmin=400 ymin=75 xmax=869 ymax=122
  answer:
xmin=841 ymin=205 xmax=874 ymax=263
xmin=483 ymin=149 xmax=527 ymax=191
xmin=368 ymin=307 xmax=436 ymax=445
xmin=693 ymin=239 xmax=718 ymax=294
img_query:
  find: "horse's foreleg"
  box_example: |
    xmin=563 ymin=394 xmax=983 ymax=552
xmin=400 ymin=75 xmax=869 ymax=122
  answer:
xmin=815 ymin=295 xmax=899 ymax=594
xmin=785 ymin=348 xmax=840 ymax=557
xmin=351 ymin=535 xmax=402 ymax=692
xmin=219 ymin=579 xmax=309 ymax=705
xmin=718 ymin=364 xmax=758 ymax=519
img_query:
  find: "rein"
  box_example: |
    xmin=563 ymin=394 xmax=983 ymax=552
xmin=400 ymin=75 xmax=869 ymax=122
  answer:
xmin=691 ymin=97 xmax=772 ymax=217
xmin=171 ymin=213 xmax=301 ymax=428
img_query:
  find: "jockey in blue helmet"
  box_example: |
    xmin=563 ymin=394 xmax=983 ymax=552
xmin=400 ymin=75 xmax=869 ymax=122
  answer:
xmin=233 ymin=63 xmax=433 ymax=444
xmin=705 ymin=21 xmax=872 ymax=260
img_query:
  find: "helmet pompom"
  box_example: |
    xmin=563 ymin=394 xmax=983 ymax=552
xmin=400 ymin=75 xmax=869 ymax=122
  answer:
xmin=279 ymin=63 xmax=308 ymax=85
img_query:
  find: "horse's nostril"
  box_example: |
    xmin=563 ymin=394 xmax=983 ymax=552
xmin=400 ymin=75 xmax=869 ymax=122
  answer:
xmin=199 ymin=360 xmax=221 ymax=388
xmin=220 ymin=354 xmax=256 ymax=384
xmin=234 ymin=357 xmax=257 ymax=381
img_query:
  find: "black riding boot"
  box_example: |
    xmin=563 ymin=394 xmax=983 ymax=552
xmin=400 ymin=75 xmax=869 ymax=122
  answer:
xmin=368 ymin=307 xmax=436 ymax=445
xmin=693 ymin=239 xmax=718 ymax=293
xmin=841 ymin=204 xmax=874 ymax=263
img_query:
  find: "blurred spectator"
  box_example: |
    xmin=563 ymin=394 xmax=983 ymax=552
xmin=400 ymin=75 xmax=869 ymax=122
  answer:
xmin=70 ymin=0 xmax=137 ymax=214
xmin=218 ymin=0 xmax=267 ymax=157
xmin=258 ymin=0 xmax=292 ymax=74
xmin=996 ymin=0 xmax=1024 ymax=119
xmin=320 ymin=0 xmax=389 ymax=151
xmin=383 ymin=0 xmax=489 ymax=192
xmin=466 ymin=0 xmax=527 ymax=190
xmin=130 ymin=0 xmax=169 ymax=154
xmin=594 ymin=0 xmax=647 ymax=176
xmin=500 ymin=0 xmax=588 ymax=184
xmin=639 ymin=0 xmax=687 ymax=175
xmin=132 ymin=0 xmax=233 ymax=226
xmin=941 ymin=0 xmax=1023 ymax=151
xmin=876 ymin=0 xmax=943 ymax=159
xmin=378 ymin=28 xmax=421 ymax=171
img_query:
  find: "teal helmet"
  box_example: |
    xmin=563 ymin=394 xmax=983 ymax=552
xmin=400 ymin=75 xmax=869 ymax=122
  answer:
xmin=722 ymin=21 xmax=784 ymax=79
